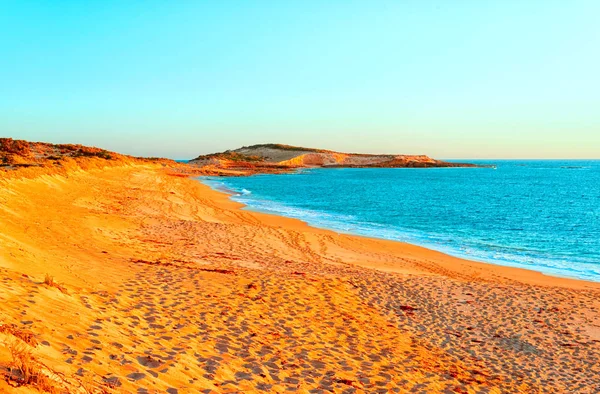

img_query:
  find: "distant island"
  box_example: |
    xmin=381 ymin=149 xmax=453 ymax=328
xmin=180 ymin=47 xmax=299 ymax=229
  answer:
xmin=190 ymin=144 xmax=477 ymax=176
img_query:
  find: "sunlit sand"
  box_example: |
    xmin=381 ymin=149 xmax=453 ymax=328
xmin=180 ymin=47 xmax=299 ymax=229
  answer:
xmin=1 ymin=158 xmax=599 ymax=393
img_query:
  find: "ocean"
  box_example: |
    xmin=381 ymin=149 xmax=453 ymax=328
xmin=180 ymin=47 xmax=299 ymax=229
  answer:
xmin=200 ymin=160 xmax=600 ymax=282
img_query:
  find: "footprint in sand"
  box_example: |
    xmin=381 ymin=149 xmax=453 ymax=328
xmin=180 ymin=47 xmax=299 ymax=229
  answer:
xmin=127 ymin=372 xmax=146 ymax=381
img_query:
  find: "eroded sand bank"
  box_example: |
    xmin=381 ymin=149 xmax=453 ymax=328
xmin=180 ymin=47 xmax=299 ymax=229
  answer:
xmin=1 ymin=165 xmax=599 ymax=393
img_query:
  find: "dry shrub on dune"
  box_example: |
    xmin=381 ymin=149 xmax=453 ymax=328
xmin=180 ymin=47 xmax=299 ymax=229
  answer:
xmin=0 ymin=138 xmax=31 ymax=156
xmin=1 ymin=333 xmax=110 ymax=393
xmin=43 ymin=273 xmax=54 ymax=287
xmin=43 ymin=274 xmax=68 ymax=294
xmin=0 ymin=324 xmax=37 ymax=347
xmin=7 ymin=341 xmax=59 ymax=393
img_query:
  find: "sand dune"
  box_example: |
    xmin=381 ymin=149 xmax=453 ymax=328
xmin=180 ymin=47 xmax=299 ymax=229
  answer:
xmin=1 ymin=164 xmax=599 ymax=393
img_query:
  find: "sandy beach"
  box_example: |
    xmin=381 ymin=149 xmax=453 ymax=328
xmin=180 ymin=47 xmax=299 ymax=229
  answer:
xmin=1 ymin=163 xmax=599 ymax=393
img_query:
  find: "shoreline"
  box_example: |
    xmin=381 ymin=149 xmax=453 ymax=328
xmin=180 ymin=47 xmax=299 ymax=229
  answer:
xmin=198 ymin=175 xmax=600 ymax=290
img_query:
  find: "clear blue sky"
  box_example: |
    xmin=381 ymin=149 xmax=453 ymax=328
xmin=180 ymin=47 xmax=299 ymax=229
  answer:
xmin=1 ymin=1 xmax=598 ymax=159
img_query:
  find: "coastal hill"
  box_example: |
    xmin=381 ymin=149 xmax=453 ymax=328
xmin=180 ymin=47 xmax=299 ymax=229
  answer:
xmin=1 ymin=137 xmax=118 ymax=167
xmin=0 ymin=137 xmax=175 ymax=178
xmin=190 ymin=143 xmax=476 ymax=175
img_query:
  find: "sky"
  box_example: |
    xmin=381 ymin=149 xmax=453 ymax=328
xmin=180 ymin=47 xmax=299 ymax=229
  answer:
xmin=1 ymin=1 xmax=599 ymax=159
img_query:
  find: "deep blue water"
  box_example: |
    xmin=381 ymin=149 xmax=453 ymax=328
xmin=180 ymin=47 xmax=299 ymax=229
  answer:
xmin=200 ymin=161 xmax=600 ymax=281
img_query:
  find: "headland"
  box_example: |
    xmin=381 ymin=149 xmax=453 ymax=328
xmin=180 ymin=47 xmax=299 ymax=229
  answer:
xmin=189 ymin=143 xmax=479 ymax=176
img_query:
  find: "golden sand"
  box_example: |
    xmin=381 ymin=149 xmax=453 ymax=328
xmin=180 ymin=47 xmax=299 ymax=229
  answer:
xmin=1 ymin=164 xmax=599 ymax=393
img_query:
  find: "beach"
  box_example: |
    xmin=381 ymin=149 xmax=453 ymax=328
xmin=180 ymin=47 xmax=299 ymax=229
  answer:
xmin=1 ymin=163 xmax=599 ymax=393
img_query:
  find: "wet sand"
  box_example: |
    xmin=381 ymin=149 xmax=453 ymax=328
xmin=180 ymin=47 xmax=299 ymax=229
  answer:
xmin=1 ymin=164 xmax=599 ymax=393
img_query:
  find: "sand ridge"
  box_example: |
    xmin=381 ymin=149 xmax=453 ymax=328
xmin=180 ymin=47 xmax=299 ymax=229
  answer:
xmin=1 ymin=165 xmax=599 ymax=393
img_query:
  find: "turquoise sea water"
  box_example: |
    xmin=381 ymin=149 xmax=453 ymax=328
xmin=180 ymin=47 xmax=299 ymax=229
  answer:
xmin=200 ymin=160 xmax=600 ymax=281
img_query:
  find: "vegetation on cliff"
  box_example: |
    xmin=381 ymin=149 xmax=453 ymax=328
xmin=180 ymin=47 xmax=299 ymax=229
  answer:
xmin=237 ymin=143 xmax=326 ymax=153
xmin=194 ymin=151 xmax=266 ymax=163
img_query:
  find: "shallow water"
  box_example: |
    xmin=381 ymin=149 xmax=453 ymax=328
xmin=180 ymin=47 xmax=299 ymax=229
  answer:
xmin=200 ymin=160 xmax=600 ymax=281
